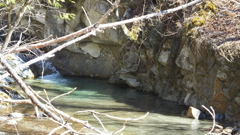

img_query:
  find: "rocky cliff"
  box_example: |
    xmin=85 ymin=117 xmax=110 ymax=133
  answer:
xmin=38 ymin=0 xmax=239 ymax=120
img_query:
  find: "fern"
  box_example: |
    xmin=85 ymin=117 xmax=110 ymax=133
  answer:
xmin=47 ymin=0 xmax=65 ymax=8
xmin=59 ymin=12 xmax=75 ymax=20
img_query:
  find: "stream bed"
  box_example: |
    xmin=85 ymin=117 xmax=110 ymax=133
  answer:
xmin=0 ymin=74 xmax=214 ymax=134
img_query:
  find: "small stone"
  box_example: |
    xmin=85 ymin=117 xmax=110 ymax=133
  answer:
xmin=186 ymin=106 xmax=201 ymax=119
xmin=8 ymin=113 xmax=24 ymax=118
xmin=223 ymin=127 xmax=234 ymax=134
xmin=0 ymin=116 xmax=7 ymax=121
xmin=6 ymin=120 xmax=17 ymax=125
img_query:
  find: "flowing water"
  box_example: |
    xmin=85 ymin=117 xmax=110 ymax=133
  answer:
xmin=0 ymin=74 xmax=214 ymax=135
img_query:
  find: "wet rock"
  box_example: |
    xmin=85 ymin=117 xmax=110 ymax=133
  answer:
xmin=215 ymin=114 xmax=225 ymax=120
xmin=17 ymin=49 xmax=58 ymax=77
xmin=186 ymin=106 xmax=201 ymax=119
xmin=0 ymin=86 xmax=25 ymax=100
xmin=119 ymin=73 xmax=140 ymax=88
xmin=4 ymin=54 xmax=34 ymax=79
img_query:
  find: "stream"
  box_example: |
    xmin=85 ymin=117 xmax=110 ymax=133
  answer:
xmin=0 ymin=74 xmax=214 ymax=135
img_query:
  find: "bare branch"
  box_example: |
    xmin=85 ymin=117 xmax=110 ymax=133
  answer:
xmin=0 ymin=98 xmax=32 ymax=104
xmin=112 ymin=121 xmax=126 ymax=135
xmin=0 ymin=25 xmax=7 ymax=31
xmin=98 ymin=0 xmax=202 ymax=29
xmin=1 ymin=0 xmax=34 ymax=51
xmin=74 ymin=110 xmax=149 ymax=121
xmin=49 ymin=125 xmax=65 ymax=135
xmin=0 ymin=31 xmax=94 ymax=81
xmin=92 ymin=113 xmax=108 ymax=133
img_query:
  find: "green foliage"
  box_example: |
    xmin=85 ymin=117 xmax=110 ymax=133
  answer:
xmin=59 ymin=12 xmax=75 ymax=20
xmin=0 ymin=0 xmax=16 ymax=7
xmin=47 ymin=0 xmax=76 ymax=20
xmin=47 ymin=0 xmax=75 ymax=8
xmin=128 ymin=25 xmax=141 ymax=41
xmin=47 ymin=0 xmax=65 ymax=8
xmin=191 ymin=1 xmax=217 ymax=27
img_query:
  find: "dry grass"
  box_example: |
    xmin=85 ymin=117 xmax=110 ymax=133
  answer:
xmin=199 ymin=0 xmax=240 ymax=45
xmin=196 ymin=0 xmax=240 ymax=61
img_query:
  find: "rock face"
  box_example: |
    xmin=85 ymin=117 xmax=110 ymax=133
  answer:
xmin=39 ymin=0 xmax=240 ymax=120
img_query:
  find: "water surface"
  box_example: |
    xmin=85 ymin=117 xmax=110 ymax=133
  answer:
xmin=0 ymin=74 xmax=213 ymax=134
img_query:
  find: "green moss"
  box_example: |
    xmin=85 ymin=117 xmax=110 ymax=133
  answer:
xmin=128 ymin=25 xmax=141 ymax=41
xmin=192 ymin=16 xmax=206 ymax=26
xmin=190 ymin=1 xmax=217 ymax=27
xmin=204 ymin=1 xmax=217 ymax=13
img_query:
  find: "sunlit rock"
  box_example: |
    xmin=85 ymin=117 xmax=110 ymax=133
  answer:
xmin=6 ymin=120 xmax=17 ymax=125
xmin=8 ymin=113 xmax=24 ymax=118
xmin=176 ymin=45 xmax=194 ymax=72
xmin=119 ymin=73 xmax=140 ymax=88
xmin=3 ymin=54 xmax=34 ymax=79
xmin=80 ymin=43 xmax=102 ymax=58
xmin=0 ymin=116 xmax=7 ymax=121
xmin=158 ymin=50 xmax=171 ymax=66
xmin=187 ymin=106 xmax=201 ymax=119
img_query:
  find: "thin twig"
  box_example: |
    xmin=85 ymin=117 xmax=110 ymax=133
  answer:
xmin=106 ymin=0 xmax=114 ymax=5
xmin=0 ymin=25 xmax=7 ymax=31
xmin=74 ymin=110 xmax=149 ymax=121
xmin=202 ymin=105 xmax=216 ymax=134
xmin=82 ymin=6 xmax=92 ymax=25
xmin=49 ymin=87 xmax=77 ymax=103
xmin=93 ymin=113 xmax=108 ymax=133
xmin=112 ymin=120 xmax=127 ymax=135
xmin=61 ymin=130 xmax=72 ymax=135
xmin=49 ymin=125 xmax=65 ymax=135
xmin=42 ymin=89 xmax=65 ymax=122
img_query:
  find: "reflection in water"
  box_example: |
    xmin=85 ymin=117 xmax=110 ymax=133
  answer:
xmin=0 ymin=74 xmax=213 ymax=134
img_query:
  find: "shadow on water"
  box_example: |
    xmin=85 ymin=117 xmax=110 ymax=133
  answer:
xmin=3 ymin=74 xmax=213 ymax=135
xmin=28 ymin=75 xmax=187 ymax=116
